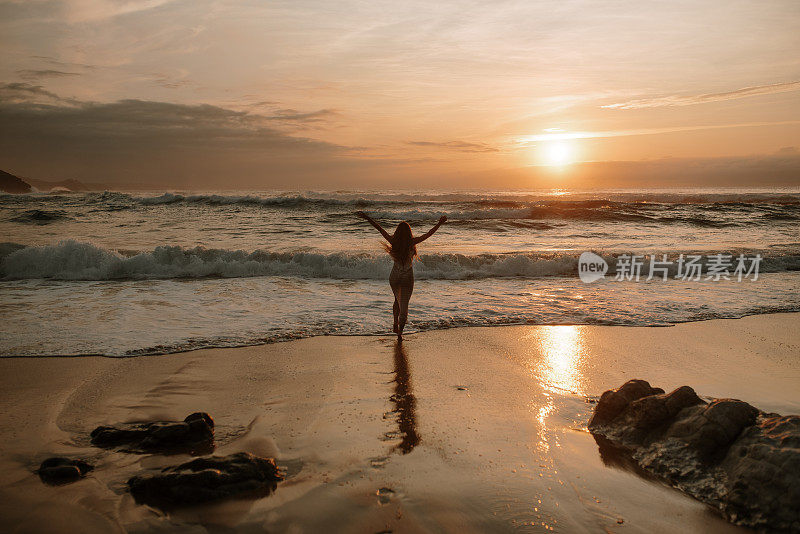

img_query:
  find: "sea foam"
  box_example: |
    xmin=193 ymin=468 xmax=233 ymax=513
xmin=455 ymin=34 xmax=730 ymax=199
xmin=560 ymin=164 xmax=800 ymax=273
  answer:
xmin=2 ymin=240 xmax=798 ymax=281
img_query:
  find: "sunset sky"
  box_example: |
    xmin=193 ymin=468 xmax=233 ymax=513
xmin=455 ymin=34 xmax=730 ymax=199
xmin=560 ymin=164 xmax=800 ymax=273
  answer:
xmin=1 ymin=0 xmax=799 ymax=188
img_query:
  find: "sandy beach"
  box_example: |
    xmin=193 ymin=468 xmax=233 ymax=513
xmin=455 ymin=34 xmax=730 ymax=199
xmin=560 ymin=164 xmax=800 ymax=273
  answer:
xmin=0 ymin=313 xmax=797 ymax=533
xmin=3 ymin=0 xmax=799 ymax=530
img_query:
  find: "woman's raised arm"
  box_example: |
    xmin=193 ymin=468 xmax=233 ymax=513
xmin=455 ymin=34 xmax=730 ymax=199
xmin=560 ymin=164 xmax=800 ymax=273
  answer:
xmin=356 ymin=211 xmax=392 ymax=242
xmin=413 ymin=215 xmax=447 ymax=244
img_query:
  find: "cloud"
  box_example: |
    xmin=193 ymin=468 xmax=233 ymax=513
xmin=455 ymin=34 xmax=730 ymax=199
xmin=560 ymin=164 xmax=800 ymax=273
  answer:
xmin=233 ymin=102 xmax=338 ymax=125
xmin=407 ymin=140 xmax=498 ymax=153
xmin=464 ymin=154 xmax=800 ymax=189
xmin=60 ymin=0 xmax=179 ymax=23
xmin=0 ymin=82 xmax=79 ymax=105
xmin=602 ymin=81 xmax=800 ymax=110
xmin=30 ymin=56 xmax=97 ymax=71
xmin=149 ymin=73 xmax=192 ymax=89
xmin=17 ymin=69 xmax=82 ymax=81
xmin=516 ymin=120 xmax=800 ymax=143
xmin=0 ymin=0 xmax=180 ymax=23
xmin=0 ymin=84 xmax=359 ymax=187
xmin=570 ymin=154 xmax=800 ymax=188
xmin=246 ymin=100 xmax=279 ymax=108
xmin=265 ymin=108 xmax=339 ymax=124
xmin=0 ymin=82 xmax=341 ymax=136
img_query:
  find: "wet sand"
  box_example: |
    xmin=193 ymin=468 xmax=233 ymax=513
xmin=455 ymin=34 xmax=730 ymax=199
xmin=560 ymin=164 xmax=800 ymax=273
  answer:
xmin=0 ymin=313 xmax=798 ymax=533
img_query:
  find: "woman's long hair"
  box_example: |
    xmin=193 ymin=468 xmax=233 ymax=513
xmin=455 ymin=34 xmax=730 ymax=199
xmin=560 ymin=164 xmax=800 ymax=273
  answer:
xmin=384 ymin=221 xmax=417 ymax=264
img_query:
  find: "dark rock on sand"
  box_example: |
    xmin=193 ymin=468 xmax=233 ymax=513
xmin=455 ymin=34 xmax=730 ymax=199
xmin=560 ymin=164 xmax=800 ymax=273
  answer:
xmin=589 ymin=379 xmax=800 ymax=532
xmin=38 ymin=457 xmax=93 ymax=485
xmin=128 ymin=452 xmax=283 ymax=510
xmin=91 ymin=412 xmax=214 ymax=454
xmin=0 ymin=170 xmax=32 ymax=193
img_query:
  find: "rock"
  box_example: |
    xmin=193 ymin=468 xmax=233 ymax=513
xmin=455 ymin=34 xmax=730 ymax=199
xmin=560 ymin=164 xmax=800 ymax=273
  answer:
xmin=91 ymin=412 xmax=214 ymax=454
xmin=587 ymin=379 xmax=664 ymax=428
xmin=721 ymin=414 xmax=800 ymax=529
xmin=38 ymin=457 xmax=93 ymax=485
xmin=0 ymin=170 xmax=32 ymax=193
xmin=128 ymin=452 xmax=283 ymax=510
xmin=665 ymin=399 xmax=759 ymax=459
xmin=589 ymin=379 xmax=800 ymax=532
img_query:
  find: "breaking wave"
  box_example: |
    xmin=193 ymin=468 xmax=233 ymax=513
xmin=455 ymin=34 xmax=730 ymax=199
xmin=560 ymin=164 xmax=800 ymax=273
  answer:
xmin=2 ymin=240 xmax=799 ymax=281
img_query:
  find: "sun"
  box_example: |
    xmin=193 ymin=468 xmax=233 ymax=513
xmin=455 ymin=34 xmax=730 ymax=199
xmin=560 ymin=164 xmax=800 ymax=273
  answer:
xmin=541 ymin=141 xmax=575 ymax=167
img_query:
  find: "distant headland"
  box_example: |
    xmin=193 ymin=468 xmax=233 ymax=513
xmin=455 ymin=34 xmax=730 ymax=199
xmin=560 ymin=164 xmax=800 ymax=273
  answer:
xmin=0 ymin=170 xmax=151 ymax=193
xmin=0 ymin=170 xmax=32 ymax=193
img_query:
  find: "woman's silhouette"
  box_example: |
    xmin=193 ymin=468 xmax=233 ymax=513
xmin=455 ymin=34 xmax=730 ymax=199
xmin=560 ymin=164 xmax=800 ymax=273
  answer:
xmin=356 ymin=211 xmax=446 ymax=339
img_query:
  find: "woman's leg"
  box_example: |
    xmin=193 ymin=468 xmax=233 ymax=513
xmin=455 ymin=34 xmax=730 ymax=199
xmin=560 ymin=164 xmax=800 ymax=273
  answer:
xmin=390 ymin=278 xmax=400 ymax=333
xmin=397 ymin=278 xmax=414 ymax=337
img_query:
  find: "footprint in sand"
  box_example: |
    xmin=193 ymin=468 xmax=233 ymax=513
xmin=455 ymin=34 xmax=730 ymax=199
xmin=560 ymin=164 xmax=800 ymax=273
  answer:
xmin=376 ymin=487 xmax=394 ymax=504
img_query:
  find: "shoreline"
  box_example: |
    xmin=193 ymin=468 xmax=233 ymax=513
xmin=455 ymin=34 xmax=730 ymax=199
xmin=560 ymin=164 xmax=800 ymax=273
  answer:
xmin=0 ymin=313 xmax=797 ymax=532
xmin=2 ymin=309 xmax=798 ymax=360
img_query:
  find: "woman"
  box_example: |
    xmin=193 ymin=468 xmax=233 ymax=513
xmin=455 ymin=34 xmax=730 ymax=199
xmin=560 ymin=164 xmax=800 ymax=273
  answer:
xmin=356 ymin=211 xmax=447 ymax=340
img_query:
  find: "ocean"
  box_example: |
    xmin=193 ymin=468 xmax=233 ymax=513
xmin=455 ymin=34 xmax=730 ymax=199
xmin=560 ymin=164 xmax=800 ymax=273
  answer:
xmin=1 ymin=188 xmax=799 ymax=357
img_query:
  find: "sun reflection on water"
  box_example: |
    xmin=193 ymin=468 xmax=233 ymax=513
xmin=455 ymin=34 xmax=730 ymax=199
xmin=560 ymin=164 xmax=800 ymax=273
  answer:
xmin=529 ymin=325 xmax=587 ymax=452
xmin=537 ymin=325 xmax=586 ymax=396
